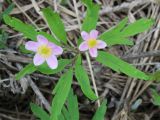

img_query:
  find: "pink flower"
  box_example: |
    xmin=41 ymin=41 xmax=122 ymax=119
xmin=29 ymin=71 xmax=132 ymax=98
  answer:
xmin=79 ymin=30 xmax=107 ymax=57
xmin=25 ymin=35 xmax=63 ymax=69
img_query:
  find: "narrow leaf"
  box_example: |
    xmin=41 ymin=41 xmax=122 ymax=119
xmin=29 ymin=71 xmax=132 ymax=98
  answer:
xmin=58 ymin=113 xmax=65 ymax=120
xmin=3 ymin=15 xmax=37 ymax=41
xmin=15 ymin=63 xmax=36 ymax=80
xmin=81 ymin=1 xmax=100 ymax=32
xmin=122 ymin=18 xmax=154 ymax=37
xmin=151 ymin=89 xmax=160 ymax=106
xmin=99 ymin=18 xmax=133 ymax=46
xmin=92 ymin=100 xmax=107 ymax=120
xmin=0 ymin=3 xmax=14 ymax=20
xmin=99 ymin=18 xmax=154 ymax=46
xmin=67 ymin=89 xmax=79 ymax=120
xmin=30 ymin=103 xmax=50 ymax=120
xmin=99 ymin=32 xmax=133 ymax=46
xmin=96 ymin=51 xmax=150 ymax=80
xmin=75 ymin=56 xmax=97 ymax=100
xmin=150 ymin=70 xmax=160 ymax=81
xmin=113 ymin=17 xmax=128 ymax=32
xmin=58 ymin=89 xmax=79 ymax=120
xmin=50 ymin=69 xmax=73 ymax=120
xmin=3 ymin=15 xmax=59 ymax=46
xmin=42 ymin=7 xmax=67 ymax=43
xmin=0 ymin=31 xmax=8 ymax=48
xmin=52 ymin=60 xmax=71 ymax=94
xmin=61 ymin=106 xmax=70 ymax=120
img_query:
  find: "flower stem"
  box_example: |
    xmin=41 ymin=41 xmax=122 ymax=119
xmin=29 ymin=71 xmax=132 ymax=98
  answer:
xmin=85 ymin=52 xmax=100 ymax=107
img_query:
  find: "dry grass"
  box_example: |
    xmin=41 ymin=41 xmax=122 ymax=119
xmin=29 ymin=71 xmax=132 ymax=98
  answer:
xmin=1 ymin=0 xmax=160 ymax=120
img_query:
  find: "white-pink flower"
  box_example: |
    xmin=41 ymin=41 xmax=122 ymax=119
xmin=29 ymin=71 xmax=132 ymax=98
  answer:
xmin=79 ymin=30 xmax=107 ymax=57
xmin=25 ymin=35 xmax=63 ymax=69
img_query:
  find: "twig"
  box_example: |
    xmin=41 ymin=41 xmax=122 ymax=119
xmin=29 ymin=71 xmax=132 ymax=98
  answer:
xmin=53 ymin=0 xmax=58 ymax=12
xmin=122 ymin=50 xmax=160 ymax=60
xmin=11 ymin=0 xmax=44 ymax=14
xmin=16 ymin=64 xmax=51 ymax=112
xmin=72 ymin=0 xmax=81 ymax=30
xmin=0 ymin=79 xmax=10 ymax=84
xmin=27 ymin=76 xmax=51 ymax=112
xmin=30 ymin=0 xmax=43 ymax=17
xmin=124 ymin=27 xmax=159 ymax=56
xmin=0 ymin=53 xmax=32 ymax=63
xmin=130 ymin=81 xmax=153 ymax=105
xmin=100 ymin=0 xmax=151 ymax=15
xmin=86 ymin=52 xmax=100 ymax=107
xmin=0 ymin=113 xmax=19 ymax=120
xmin=12 ymin=0 xmax=39 ymax=30
xmin=131 ymin=62 xmax=160 ymax=66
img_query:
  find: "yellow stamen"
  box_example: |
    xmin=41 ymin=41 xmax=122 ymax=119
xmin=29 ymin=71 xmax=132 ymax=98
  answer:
xmin=87 ymin=39 xmax=97 ymax=48
xmin=37 ymin=45 xmax=52 ymax=58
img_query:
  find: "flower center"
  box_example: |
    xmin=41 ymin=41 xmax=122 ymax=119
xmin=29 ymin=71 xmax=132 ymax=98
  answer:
xmin=37 ymin=45 xmax=52 ymax=58
xmin=87 ymin=39 xmax=97 ymax=48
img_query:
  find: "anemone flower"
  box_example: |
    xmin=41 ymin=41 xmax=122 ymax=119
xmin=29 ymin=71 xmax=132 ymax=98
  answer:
xmin=25 ymin=35 xmax=63 ymax=69
xmin=79 ymin=30 xmax=107 ymax=57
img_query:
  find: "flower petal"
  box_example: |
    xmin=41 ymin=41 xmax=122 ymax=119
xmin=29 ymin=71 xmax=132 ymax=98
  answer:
xmin=47 ymin=42 xmax=57 ymax=48
xmin=81 ymin=31 xmax=90 ymax=40
xmin=48 ymin=42 xmax=63 ymax=55
xmin=90 ymin=30 xmax=98 ymax=39
xmin=79 ymin=41 xmax=89 ymax=51
xmin=37 ymin=35 xmax=48 ymax=44
xmin=53 ymin=46 xmax=63 ymax=55
xmin=25 ymin=41 xmax=39 ymax=52
xmin=46 ymin=55 xmax=58 ymax=69
xmin=89 ymin=48 xmax=98 ymax=57
xmin=33 ymin=54 xmax=45 ymax=66
xmin=96 ymin=40 xmax=107 ymax=49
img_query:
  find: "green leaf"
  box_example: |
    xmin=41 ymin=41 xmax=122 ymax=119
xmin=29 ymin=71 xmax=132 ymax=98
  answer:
xmin=52 ymin=60 xmax=71 ymax=94
xmin=67 ymin=89 xmax=79 ymax=120
xmin=3 ymin=15 xmax=63 ymax=46
xmin=61 ymin=106 xmax=70 ymax=120
xmin=50 ymin=69 xmax=73 ymax=120
xmin=99 ymin=34 xmax=133 ymax=46
xmin=58 ymin=89 xmax=79 ymax=120
xmin=96 ymin=51 xmax=150 ymax=80
xmin=122 ymin=18 xmax=154 ymax=37
xmin=150 ymin=70 xmax=160 ymax=81
xmin=15 ymin=63 xmax=36 ymax=80
xmin=0 ymin=31 xmax=8 ymax=48
xmin=99 ymin=18 xmax=133 ymax=46
xmin=0 ymin=3 xmax=14 ymax=21
xmin=3 ymin=15 xmax=37 ymax=41
xmin=75 ymin=56 xmax=97 ymax=100
xmin=42 ymin=7 xmax=67 ymax=43
xmin=92 ymin=100 xmax=107 ymax=120
xmin=30 ymin=103 xmax=50 ymax=120
xmin=113 ymin=17 xmax=128 ymax=32
xmin=37 ymin=59 xmax=71 ymax=75
xmin=58 ymin=113 xmax=65 ymax=120
xmin=99 ymin=18 xmax=154 ymax=46
xmin=0 ymin=41 xmax=7 ymax=49
xmin=81 ymin=1 xmax=100 ymax=32
xmin=82 ymin=0 xmax=92 ymax=5
xmin=151 ymin=89 xmax=160 ymax=106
